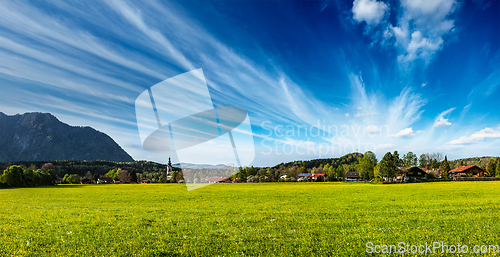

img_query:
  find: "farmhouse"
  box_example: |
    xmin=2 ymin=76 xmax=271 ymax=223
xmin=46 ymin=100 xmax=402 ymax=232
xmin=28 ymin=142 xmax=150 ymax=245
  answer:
xmin=309 ymin=173 xmax=326 ymax=181
xmin=297 ymin=173 xmax=326 ymax=182
xmin=345 ymin=171 xmax=360 ymax=181
xmin=80 ymin=177 xmax=92 ymax=184
xmin=403 ymin=167 xmax=426 ymax=181
xmin=206 ymin=177 xmax=230 ymax=183
xmin=448 ymin=165 xmax=485 ymax=178
xmin=98 ymin=177 xmax=114 ymax=184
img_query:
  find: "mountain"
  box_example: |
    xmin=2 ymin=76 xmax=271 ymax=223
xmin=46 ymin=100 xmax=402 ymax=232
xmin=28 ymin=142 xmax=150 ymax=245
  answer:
xmin=175 ymin=163 xmax=232 ymax=169
xmin=0 ymin=112 xmax=134 ymax=162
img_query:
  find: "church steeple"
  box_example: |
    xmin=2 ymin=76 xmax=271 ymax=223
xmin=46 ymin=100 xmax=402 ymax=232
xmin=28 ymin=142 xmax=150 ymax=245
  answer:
xmin=167 ymin=156 xmax=172 ymax=175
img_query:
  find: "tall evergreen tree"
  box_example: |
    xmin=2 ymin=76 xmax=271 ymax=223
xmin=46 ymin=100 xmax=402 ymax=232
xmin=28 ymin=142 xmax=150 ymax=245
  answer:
xmin=441 ymin=156 xmax=451 ymax=178
xmin=392 ymin=151 xmax=402 ymax=167
xmin=486 ymin=158 xmax=496 ymax=177
xmin=129 ymin=169 xmax=137 ymax=183
xmin=496 ymin=159 xmax=500 ymax=178
xmin=358 ymin=151 xmax=377 ymax=180
xmin=379 ymin=152 xmax=397 ymax=180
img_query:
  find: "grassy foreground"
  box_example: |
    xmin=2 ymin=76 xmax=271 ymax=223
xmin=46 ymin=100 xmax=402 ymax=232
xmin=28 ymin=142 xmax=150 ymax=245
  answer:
xmin=1 ymin=182 xmax=500 ymax=256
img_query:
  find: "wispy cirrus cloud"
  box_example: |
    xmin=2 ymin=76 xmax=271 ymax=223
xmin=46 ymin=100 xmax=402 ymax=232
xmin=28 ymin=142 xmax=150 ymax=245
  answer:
xmin=433 ymin=108 xmax=454 ymax=128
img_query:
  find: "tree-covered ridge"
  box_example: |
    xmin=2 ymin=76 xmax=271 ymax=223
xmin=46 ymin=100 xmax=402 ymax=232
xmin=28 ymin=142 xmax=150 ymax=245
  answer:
xmin=0 ymin=160 xmax=181 ymax=178
xmin=272 ymin=152 xmax=363 ymax=169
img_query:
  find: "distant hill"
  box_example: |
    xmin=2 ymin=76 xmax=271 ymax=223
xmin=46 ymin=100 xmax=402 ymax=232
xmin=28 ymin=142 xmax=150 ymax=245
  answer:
xmin=449 ymin=156 xmax=496 ymax=169
xmin=273 ymin=152 xmax=364 ymax=169
xmin=0 ymin=112 xmax=134 ymax=162
xmin=175 ymin=163 xmax=232 ymax=169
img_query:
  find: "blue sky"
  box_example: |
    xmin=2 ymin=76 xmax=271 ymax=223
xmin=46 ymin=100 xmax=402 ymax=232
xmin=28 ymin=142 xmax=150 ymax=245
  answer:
xmin=0 ymin=0 xmax=499 ymax=166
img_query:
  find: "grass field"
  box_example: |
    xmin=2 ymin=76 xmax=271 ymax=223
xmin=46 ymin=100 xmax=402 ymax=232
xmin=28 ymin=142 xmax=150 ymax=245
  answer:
xmin=1 ymin=182 xmax=500 ymax=256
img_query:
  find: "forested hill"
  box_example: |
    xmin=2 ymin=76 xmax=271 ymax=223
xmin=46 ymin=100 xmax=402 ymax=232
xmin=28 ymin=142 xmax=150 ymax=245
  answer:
xmin=273 ymin=152 xmax=363 ymax=169
xmin=0 ymin=112 xmax=134 ymax=162
xmin=0 ymin=160 xmax=181 ymax=178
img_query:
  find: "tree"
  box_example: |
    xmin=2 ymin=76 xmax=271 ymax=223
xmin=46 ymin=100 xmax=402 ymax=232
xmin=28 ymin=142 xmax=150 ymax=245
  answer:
xmin=238 ymin=167 xmax=247 ymax=182
xmin=336 ymin=165 xmax=344 ymax=178
xmin=129 ymin=169 xmax=138 ymax=183
xmin=118 ymin=170 xmax=130 ymax=183
xmin=0 ymin=165 xmax=24 ymax=187
xmin=170 ymin=170 xmax=178 ymax=183
xmin=175 ymin=171 xmax=184 ymax=183
xmin=403 ymin=152 xmax=417 ymax=167
xmin=373 ymin=163 xmax=381 ymax=180
xmin=458 ymin=159 xmax=464 ymax=167
xmin=41 ymin=163 xmax=57 ymax=179
xmin=64 ymin=174 xmax=80 ymax=184
xmin=358 ymin=151 xmax=377 ymax=180
xmin=393 ymin=151 xmax=402 ymax=167
xmin=440 ymin=156 xmax=451 ymax=178
xmin=92 ymin=173 xmax=100 ymax=183
xmin=23 ymin=168 xmax=35 ymax=187
xmin=496 ymin=159 xmax=500 ymax=178
xmin=297 ymin=166 xmax=306 ymax=175
xmin=379 ymin=152 xmax=397 ymax=180
xmin=486 ymin=158 xmax=496 ymax=177
xmin=325 ymin=164 xmax=335 ymax=181
xmin=63 ymin=174 xmax=70 ymax=184
xmin=430 ymin=159 xmax=436 ymax=170
xmin=107 ymin=169 xmax=119 ymax=180
xmin=419 ymin=154 xmax=426 ymax=168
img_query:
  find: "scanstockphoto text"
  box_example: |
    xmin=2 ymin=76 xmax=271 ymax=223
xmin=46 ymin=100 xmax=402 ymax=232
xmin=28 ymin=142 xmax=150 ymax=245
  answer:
xmin=260 ymin=120 xmax=391 ymax=157
xmin=366 ymin=242 xmax=500 ymax=254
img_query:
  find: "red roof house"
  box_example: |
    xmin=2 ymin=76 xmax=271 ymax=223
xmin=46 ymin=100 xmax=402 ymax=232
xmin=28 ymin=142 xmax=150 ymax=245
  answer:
xmin=448 ymin=165 xmax=485 ymax=178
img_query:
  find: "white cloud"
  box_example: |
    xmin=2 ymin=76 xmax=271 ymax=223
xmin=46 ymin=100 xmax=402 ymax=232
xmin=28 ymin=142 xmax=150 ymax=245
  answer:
xmin=365 ymin=125 xmax=381 ymax=133
xmin=345 ymin=113 xmax=350 ymax=117
xmin=354 ymin=112 xmax=378 ymax=117
xmin=352 ymin=0 xmax=459 ymax=64
xmin=376 ymin=143 xmax=394 ymax=149
xmin=392 ymin=127 xmax=415 ymax=138
xmin=352 ymin=0 xmax=389 ymax=26
xmin=447 ymin=128 xmax=500 ymax=145
xmin=394 ymin=0 xmax=458 ymax=64
xmin=433 ymin=108 xmax=454 ymax=127
xmin=434 ymin=117 xmax=451 ymax=127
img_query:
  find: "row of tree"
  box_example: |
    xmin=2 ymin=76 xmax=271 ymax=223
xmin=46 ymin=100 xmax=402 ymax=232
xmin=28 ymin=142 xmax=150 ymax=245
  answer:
xmin=61 ymin=168 xmax=184 ymax=184
xmin=0 ymin=164 xmax=56 ymax=187
xmin=0 ymin=160 xmax=181 ymax=179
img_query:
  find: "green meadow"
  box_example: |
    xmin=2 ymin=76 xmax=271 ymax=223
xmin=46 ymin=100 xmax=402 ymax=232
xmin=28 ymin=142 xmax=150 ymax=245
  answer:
xmin=1 ymin=182 xmax=500 ymax=256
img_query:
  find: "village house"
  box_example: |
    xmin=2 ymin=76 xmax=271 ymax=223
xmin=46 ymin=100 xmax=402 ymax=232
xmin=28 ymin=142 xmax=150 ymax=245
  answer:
xmin=98 ymin=177 xmax=114 ymax=184
xmin=298 ymin=173 xmax=326 ymax=182
xmin=448 ymin=165 xmax=485 ymax=178
xmin=345 ymin=171 xmax=360 ymax=181
xmin=206 ymin=177 xmax=230 ymax=183
xmin=309 ymin=173 xmax=325 ymax=182
xmin=403 ymin=167 xmax=426 ymax=181
xmin=80 ymin=177 xmax=92 ymax=184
